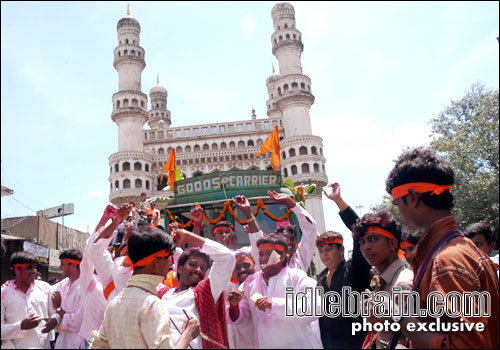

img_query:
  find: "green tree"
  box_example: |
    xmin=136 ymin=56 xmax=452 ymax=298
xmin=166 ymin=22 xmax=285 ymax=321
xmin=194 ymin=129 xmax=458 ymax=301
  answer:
xmin=373 ymin=83 xmax=499 ymax=230
xmin=430 ymin=83 xmax=499 ymax=228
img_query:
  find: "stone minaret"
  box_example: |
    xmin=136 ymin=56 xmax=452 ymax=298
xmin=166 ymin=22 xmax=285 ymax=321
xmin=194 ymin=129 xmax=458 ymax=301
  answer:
xmin=109 ymin=6 xmax=153 ymax=205
xmin=267 ymin=2 xmax=328 ymax=234
xmin=148 ymin=74 xmax=171 ymax=129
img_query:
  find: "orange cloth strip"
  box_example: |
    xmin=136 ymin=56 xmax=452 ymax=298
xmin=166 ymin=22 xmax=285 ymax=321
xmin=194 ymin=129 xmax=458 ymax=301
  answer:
xmin=213 ymin=225 xmax=234 ymax=235
xmin=163 ymin=269 xmax=178 ymax=288
xmin=391 ymin=182 xmax=452 ymax=200
xmin=400 ymin=241 xmax=414 ymax=249
xmin=13 ymin=263 xmax=30 ymax=269
xmin=398 ymin=249 xmax=406 ymax=261
xmin=366 ymin=226 xmax=395 ymax=240
xmin=258 ymin=243 xmax=285 ymax=252
xmin=255 ymin=126 xmax=280 ymax=174
xmin=103 ymin=281 xmax=115 ymax=300
xmin=120 ymin=245 xmax=129 ymax=257
xmin=123 ymin=249 xmax=171 ymax=271
xmin=236 ymin=256 xmax=255 ymax=267
xmin=61 ymin=258 xmax=81 ymax=265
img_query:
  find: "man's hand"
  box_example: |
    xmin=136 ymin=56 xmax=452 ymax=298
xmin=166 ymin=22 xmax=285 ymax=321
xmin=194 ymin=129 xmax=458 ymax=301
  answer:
xmin=114 ymin=204 xmax=132 ymax=224
xmin=170 ymin=228 xmax=192 ymax=247
xmin=51 ymin=290 xmax=62 ymax=309
xmin=41 ymin=317 xmax=58 ymax=333
xmin=231 ymin=196 xmax=252 ymax=217
xmin=268 ymin=191 xmax=296 ymax=209
xmin=191 ymin=206 xmax=204 ymax=224
xmin=182 ymin=318 xmax=200 ymax=340
xmin=228 ymin=290 xmax=244 ymax=307
xmin=168 ymin=222 xmax=179 ymax=234
xmin=255 ymin=297 xmax=272 ymax=312
xmin=323 ymin=182 xmax=341 ymax=202
xmin=20 ymin=314 xmax=42 ymax=330
xmin=103 ymin=204 xmax=118 ymax=221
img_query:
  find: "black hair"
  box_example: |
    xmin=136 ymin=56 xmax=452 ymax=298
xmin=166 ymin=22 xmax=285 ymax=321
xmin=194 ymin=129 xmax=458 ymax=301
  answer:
xmin=235 ymin=251 xmax=255 ymax=264
xmin=257 ymin=233 xmax=288 ymax=267
xmin=275 ymin=224 xmax=297 ymax=238
xmin=59 ymin=249 xmax=83 ymax=270
xmin=465 ymin=222 xmax=495 ymax=246
xmin=401 ymin=230 xmax=420 ymax=246
xmin=127 ymin=226 xmax=175 ymax=265
xmin=10 ymin=251 xmax=37 ymax=269
xmin=353 ymin=211 xmax=402 ymax=244
xmin=213 ymin=220 xmax=234 ymax=232
xmin=386 ymin=148 xmax=454 ymax=210
xmin=176 ymin=248 xmax=212 ymax=280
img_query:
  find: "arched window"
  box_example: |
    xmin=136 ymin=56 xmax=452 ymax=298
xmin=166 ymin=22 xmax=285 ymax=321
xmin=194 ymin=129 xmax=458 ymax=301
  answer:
xmin=123 ymin=179 xmax=131 ymax=189
xmin=135 ymin=179 xmax=142 ymax=188
xmin=122 ymin=162 xmax=130 ymax=171
xmin=203 ymin=144 xmax=209 ymax=151
xmin=193 ymin=171 xmax=203 ymax=177
xmin=302 ymin=163 xmax=310 ymax=173
xmin=131 ymin=50 xmax=136 ymax=56
xmin=278 ymin=87 xmax=282 ymax=95
xmin=314 ymin=163 xmax=320 ymax=173
xmin=282 ymin=151 xmax=286 ymax=160
xmin=284 ymin=168 xmax=288 ymax=177
xmin=131 ymin=99 xmax=138 ymax=106
xmin=145 ymin=164 xmax=149 ymax=172
xmin=194 ymin=145 xmax=200 ymax=152
xmin=134 ymin=162 xmax=141 ymax=171
xmin=247 ymin=140 xmax=254 ymax=147
xmin=238 ymin=141 xmax=245 ymax=148
xmin=176 ymin=146 xmax=183 ymax=153
xmin=286 ymin=34 xmax=290 ymax=40
xmin=320 ymin=148 xmax=323 ymax=156
xmin=141 ymin=101 xmax=144 ymax=108
xmin=291 ymin=165 xmax=298 ymax=175
xmin=299 ymin=146 xmax=308 ymax=155
xmin=289 ymin=148 xmax=296 ymax=157
xmin=257 ymin=139 xmax=263 ymax=146
xmin=279 ymin=35 xmax=283 ymax=41
xmin=123 ymin=99 xmax=129 ymax=107
xmin=283 ymin=84 xmax=289 ymax=93
xmin=118 ymin=51 xmax=121 ymax=57
xmin=311 ymin=146 xmax=317 ymax=155
xmin=116 ymin=100 xmax=120 ymax=109
xmin=110 ymin=167 xmax=112 ymax=174
xmin=146 ymin=180 xmax=150 ymax=190
xmin=284 ymin=23 xmax=288 ymax=28
xmin=114 ymin=164 xmax=119 ymax=172
xmin=292 ymin=82 xmax=298 ymax=90
xmin=229 ymin=141 xmax=236 ymax=149
xmin=158 ymin=148 xmax=164 ymax=155
xmin=115 ymin=180 xmax=119 ymax=190
xmin=167 ymin=147 xmax=172 ymax=154
xmin=125 ymin=38 xmax=129 ymax=44
xmin=185 ymin=145 xmax=191 ymax=152
xmin=124 ymin=49 xmax=128 ymax=55
xmin=212 ymin=143 xmax=218 ymax=150
xmin=301 ymin=82 xmax=306 ymax=90
xmin=221 ymin=142 xmax=227 ymax=149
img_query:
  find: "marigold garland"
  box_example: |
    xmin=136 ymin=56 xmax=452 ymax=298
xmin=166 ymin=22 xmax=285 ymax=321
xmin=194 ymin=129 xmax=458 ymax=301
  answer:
xmin=129 ymin=200 xmax=137 ymax=207
xmin=166 ymin=199 xmax=292 ymax=228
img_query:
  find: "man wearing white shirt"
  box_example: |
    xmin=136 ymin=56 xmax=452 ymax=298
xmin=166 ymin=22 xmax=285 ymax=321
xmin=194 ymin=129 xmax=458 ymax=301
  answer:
xmin=162 ymin=227 xmax=235 ymax=349
xmin=227 ymin=234 xmax=322 ymax=349
xmin=1 ymin=252 xmax=53 ymax=349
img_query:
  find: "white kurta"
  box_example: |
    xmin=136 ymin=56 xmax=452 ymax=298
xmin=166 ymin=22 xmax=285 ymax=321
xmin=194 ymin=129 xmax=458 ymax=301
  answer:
xmin=52 ymin=277 xmax=85 ymax=349
xmin=249 ymin=205 xmax=318 ymax=272
xmin=1 ymin=280 xmax=52 ymax=349
xmin=228 ymin=267 xmax=323 ymax=349
xmin=226 ymin=282 xmax=255 ymax=349
xmin=162 ymin=239 xmax=235 ymax=349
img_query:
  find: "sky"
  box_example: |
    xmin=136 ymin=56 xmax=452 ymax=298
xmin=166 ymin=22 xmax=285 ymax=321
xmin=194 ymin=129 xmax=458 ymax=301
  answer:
xmin=1 ymin=1 xmax=499 ymax=256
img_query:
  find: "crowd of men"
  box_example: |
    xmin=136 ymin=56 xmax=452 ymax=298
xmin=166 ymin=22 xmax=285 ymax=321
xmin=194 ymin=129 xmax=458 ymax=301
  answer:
xmin=1 ymin=148 xmax=499 ymax=349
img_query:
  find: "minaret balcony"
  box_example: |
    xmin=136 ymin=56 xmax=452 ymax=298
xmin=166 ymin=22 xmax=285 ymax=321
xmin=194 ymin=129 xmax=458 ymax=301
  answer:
xmin=111 ymin=109 xmax=149 ymax=123
xmin=113 ymin=55 xmax=146 ymax=70
xmin=272 ymin=39 xmax=303 ymax=55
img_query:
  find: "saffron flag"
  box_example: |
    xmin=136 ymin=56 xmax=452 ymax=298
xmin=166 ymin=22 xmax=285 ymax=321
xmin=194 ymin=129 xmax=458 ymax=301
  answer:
xmin=160 ymin=148 xmax=176 ymax=192
xmin=256 ymin=126 xmax=280 ymax=174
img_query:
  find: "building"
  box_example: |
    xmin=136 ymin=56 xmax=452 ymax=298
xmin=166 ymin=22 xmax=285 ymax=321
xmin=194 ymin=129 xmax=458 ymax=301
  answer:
xmin=107 ymin=3 xmax=328 ymax=236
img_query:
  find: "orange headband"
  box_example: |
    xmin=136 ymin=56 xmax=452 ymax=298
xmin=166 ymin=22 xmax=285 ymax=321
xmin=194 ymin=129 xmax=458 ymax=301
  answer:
xmin=123 ymin=249 xmax=171 ymax=271
xmin=61 ymin=258 xmax=81 ymax=265
xmin=400 ymin=241 xmax=414 ymax=249
xmin=236 ymin=256 xmax=255 ymax=267
xmin=391 ymin=182 xmax=452 ymax=200
xmin=317 ymin=237 xmax=343 ymax=248
xmin=120 ymin=245 xmax=129 ymax=257
xmin=213 ymin=225 xmax=234 ymax=235
xmin=366 ymin=227 xmax=395 ymax=240
xmin=258 ymin=243 xmax=286 ymax=252
xmin=12 ymin=263 xmax=31 ymax=270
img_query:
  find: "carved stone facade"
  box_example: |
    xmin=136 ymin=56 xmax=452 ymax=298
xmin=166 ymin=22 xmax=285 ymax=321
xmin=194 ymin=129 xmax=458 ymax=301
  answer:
xmin=108 ymin=3 xmax=328 ymax=233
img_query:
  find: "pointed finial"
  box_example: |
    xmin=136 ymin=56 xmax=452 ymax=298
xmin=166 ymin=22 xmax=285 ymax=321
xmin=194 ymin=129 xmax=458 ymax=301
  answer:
xmin=272 ymin=63 xmax=275 ymax=74
xmin=157 ymin=73 xmax=160 ymax=85
xmin=127 ymin=3 xmax=130 ymax=16
xmin=251 ymin=106 xmax=256 ymax=120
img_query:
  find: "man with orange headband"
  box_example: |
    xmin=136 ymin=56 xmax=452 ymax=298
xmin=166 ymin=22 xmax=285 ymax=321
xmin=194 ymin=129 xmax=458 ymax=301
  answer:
xmin=384 ymin=148 xmax=499 ymax=349
xmin=90 ymin=225 xmax=199 ymax=349
xmin=228 ymin=234 xmax=322 ymax=348
xmin=315 ymin=231 xmax=371 ymax=349
xmin=45 ymin=249 xmax=85 ymax=349
xmin=353 ymin=211 xmax=413 ymax=348
xmin=1 ymin=251 xmax=53 ymax=348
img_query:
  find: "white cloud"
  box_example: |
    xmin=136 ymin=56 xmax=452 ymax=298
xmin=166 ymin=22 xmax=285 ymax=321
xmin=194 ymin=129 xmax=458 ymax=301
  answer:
xmin=90 ymin=190 xmax=105 ymax=198
xmin=240 ymin=14 xmax=257 ymax=38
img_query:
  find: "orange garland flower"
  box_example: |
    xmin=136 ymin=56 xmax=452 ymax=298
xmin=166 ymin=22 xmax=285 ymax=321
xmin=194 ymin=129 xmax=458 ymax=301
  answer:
xmin=129 ymin=200 xmax=137 ymax=207
xmin=166 ymin=199 xmax=293 ymax=227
